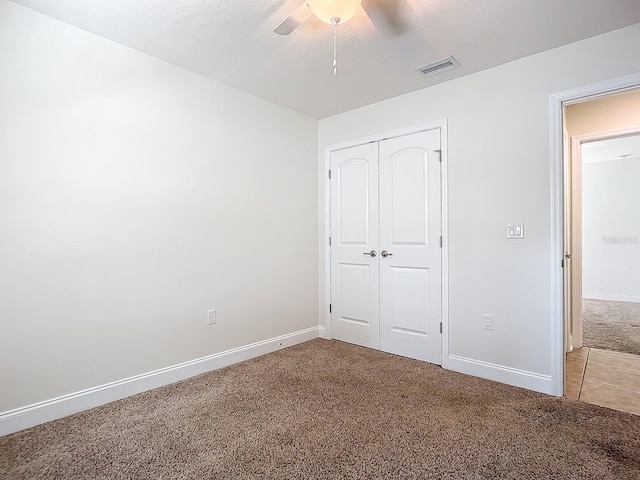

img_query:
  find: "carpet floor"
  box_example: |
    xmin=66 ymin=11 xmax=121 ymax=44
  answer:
xmin=2 ymin=339 xmax=640 ymax=479
xmin=583 ymin=299 xmax=640 ymax=356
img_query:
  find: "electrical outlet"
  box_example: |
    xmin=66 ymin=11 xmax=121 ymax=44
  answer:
xmin=483 ymin=314 xmax=494 ymax=331
xmin=207 ymin=309 xmax=216 ymax=325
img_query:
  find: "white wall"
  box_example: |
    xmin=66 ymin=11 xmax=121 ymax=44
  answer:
xmin=0 ymin=0 xmax=318 ymax=413
xmin=318 ymin=24 xmax=640 ymax=393
xmin=582 ymin=156 xmax=640 ymax=301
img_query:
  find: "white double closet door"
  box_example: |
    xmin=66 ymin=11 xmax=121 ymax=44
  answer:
xmin=330 ymin=128 xmax=442 ymax=364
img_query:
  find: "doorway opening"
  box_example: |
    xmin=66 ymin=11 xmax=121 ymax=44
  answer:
xmin=562 ymin=88 xmax=640 ymax=415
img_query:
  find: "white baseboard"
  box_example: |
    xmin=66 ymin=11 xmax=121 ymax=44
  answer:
xmin=583 ymin=292 xmax=640 ymax=303
xmin=318 ymin=325 xmax=329 ymax=339
xmin=0 ymin=326 xmax=320 ymax=437
xmin=447 ymin=355 xmax=554 ymax=395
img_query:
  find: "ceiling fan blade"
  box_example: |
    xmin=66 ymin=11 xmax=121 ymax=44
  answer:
xmin=274 ymin=2 xmax=313 ymax=35
xmin=361 ymin=0 xmax=405 ymax=35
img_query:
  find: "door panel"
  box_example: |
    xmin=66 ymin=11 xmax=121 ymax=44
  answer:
xmin=339 ymin=264 xmax=372 ymax=325
xmin=329 ymin=129 xmax=442 ymax=364
xmin=570 ymin=138 xmax=583 ymax=348
xmin=563 ymin=124 xmax=573 ymax=353
xmin=391 ymin=152 xmax=429 ymax=244
xmin=379 ymin=129 xmax=442 ymax=364
xmin=339 ymin=160 xmax=370 ymax=244
xmin=330 ymin=143 xmax=380 ymax=349
xmin=389 ymin=266 xmax=430 ymax=335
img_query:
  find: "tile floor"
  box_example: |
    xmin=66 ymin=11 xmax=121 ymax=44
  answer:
xmin=565 ymin=347 xmax=640 ymax=416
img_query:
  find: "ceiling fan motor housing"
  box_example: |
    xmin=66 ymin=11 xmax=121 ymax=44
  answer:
xmin=308 ymin=0 xmax=360 ymax=25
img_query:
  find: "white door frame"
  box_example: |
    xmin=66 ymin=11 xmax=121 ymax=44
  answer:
xmin=549 ymin=72 xmax=640 ymax=396
xmin=322 ymin=119 xmax=449 ymax=367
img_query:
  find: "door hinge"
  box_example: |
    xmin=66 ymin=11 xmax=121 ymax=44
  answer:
xmin=435 ymin=149 xmax=442 ymax=162
xmin=440 ymin=322 xmax=443 ymax=334
xmin=328 ymin=169 xmax=332 ymax=179
xmin=329 ymin=236 xmax=332 ymax=246
xmin=439 ymin=236 xmax=442 ymax=248
xmin=561 ymin=259 xmax=564 ymax=268
xmin=329 ymin=304 xmax=332 ymax=313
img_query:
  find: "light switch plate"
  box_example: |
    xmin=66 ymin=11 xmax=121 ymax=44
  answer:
xmin=507 ymin=223 xmax=524 ymax=239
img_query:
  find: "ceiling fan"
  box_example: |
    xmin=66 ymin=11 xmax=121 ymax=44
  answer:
xmin=274 ymin=0 xmax=404 ymax=36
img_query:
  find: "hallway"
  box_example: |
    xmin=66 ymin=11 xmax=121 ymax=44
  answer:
xmin=566 ymin=347 xmax=640 ymax=416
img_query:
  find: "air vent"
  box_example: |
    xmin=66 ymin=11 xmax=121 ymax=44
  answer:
xmin=416 ymin=56 xmax=460 ymax=78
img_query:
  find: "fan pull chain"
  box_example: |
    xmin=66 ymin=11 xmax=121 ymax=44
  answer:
xmin=331 ymin=17 xmax=339 ymax=76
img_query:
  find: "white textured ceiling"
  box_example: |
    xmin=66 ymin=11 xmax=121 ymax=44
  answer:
xmin=10 ymin=0 xmax=640 ymax=119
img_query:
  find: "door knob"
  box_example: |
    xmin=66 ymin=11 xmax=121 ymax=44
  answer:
xmin=381 ymin=250 xmax=392 ymax=257
xmin=363 ymin=250 xmax=377 ymax=257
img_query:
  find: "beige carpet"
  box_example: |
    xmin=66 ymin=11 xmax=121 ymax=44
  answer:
xmin=1 ymin=339 xmax=640 ymax=479
xmin=583 ymin=299 xmax=640 ymax=356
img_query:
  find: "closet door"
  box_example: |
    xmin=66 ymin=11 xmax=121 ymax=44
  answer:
xmin=379 ymin=129 xmax=442 ymax=364
xmin=329 ymin=129 xmax=443 ymax=365
xmin=330 ymin=143 xmax=380 ymax=349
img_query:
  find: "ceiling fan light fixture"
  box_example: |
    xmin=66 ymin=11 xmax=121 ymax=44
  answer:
xmin=308 ymin=0 xmax=360 ymax=25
